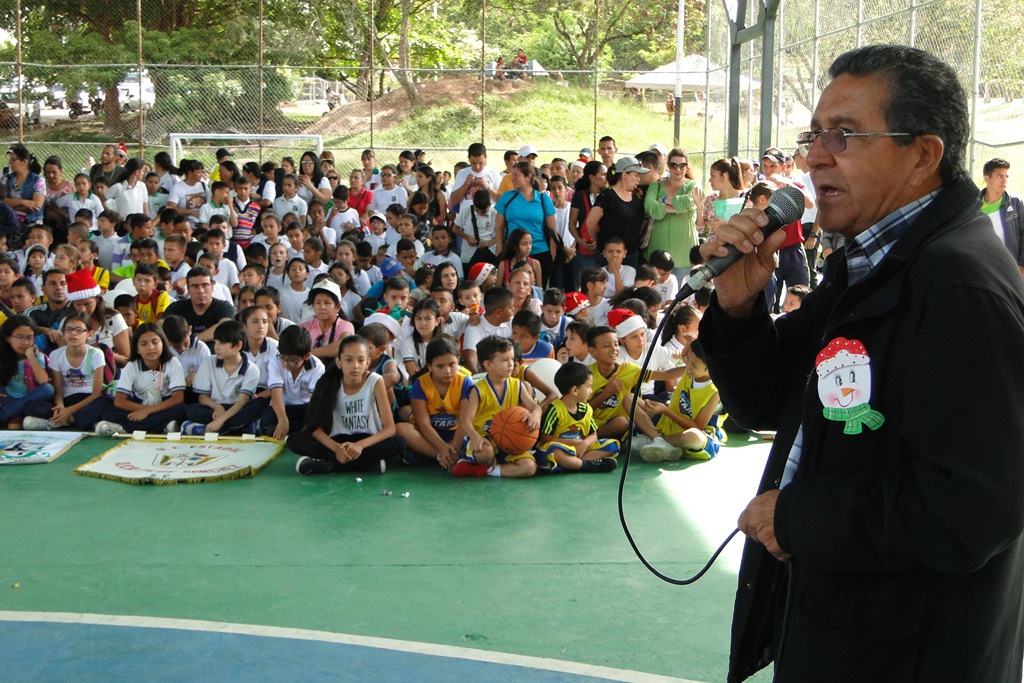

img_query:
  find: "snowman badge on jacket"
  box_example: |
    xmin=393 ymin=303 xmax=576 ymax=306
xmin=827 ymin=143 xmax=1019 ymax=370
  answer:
xmin=815 ymin=337 xmax=886 ymax=435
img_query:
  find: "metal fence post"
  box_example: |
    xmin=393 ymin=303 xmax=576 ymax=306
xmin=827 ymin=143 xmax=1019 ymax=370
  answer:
xmin=137 ymin=0 xmax=145 ymax=159
xmin=259 ymin=0 xmax=265 ymax=162
xmin=480 ymin=0 xmax=486 ymax=143
xmin=16 ymin=0 xmax=23 ymax=144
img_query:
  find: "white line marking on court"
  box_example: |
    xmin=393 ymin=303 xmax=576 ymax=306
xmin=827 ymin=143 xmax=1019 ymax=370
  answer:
xmin=0 ymin=611 xmax=708 ymax=683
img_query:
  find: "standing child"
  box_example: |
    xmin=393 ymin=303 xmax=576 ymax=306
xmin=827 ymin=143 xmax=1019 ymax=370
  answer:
xmin=420 ymin=225 xmax=464 ymax=277
xmin=180 ymin=320 xmax=263 ymax=436
xmin=0 ymin=315 xmax=53 ymax=427
xmin=263 ymin=325 xmax=324 ymax=441
xmin=272 ymin=175 xmax=308 ymax=226
xmin=24 ymin=311 xmax=110 ymax=431
xmin=288 ymin=335 xmax=404 ymax=475
xmin=57 ymin=174 xmax=104 ymax=223
xmin=232 ymin=177 xmax=260 ymax=248
xmin=396 ymin=337 xmax=474 ymax=468
xmin=640 ymin=339 xmax=726 ymax=462
xmin=535 ymin=363 xmax=619 ymax=473
xmin=453 ymin=335 xmax=543 ymax=479
xmin=496 ymin=229 xmax=541 ymax=286
xmin=199 ymin=182 xmax=238 ymax=231
xmin=95 ymin=323 xmax=187 ymax=436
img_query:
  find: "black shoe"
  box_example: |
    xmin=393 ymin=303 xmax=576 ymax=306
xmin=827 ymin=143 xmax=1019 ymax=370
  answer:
xmin=295 ymin=456 xmax=334 ymax=475
xmin=582 ymin=458 xmax=617 ymax=473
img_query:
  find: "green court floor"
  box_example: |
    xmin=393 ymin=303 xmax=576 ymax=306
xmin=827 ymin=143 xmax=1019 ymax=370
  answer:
xmin=0 ymin=436 xmax=776 ymax=682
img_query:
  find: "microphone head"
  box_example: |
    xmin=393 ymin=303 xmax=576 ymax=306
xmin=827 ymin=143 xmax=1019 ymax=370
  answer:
xmin=767 ymin=185 xmax=805 ymax=226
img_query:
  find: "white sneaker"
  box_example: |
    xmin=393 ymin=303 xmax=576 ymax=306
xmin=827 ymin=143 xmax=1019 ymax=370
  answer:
xmin=164 ymin=421 xmax=180 ymax=434
xmin=379 ymin=459 xmax=387 ymax=475
xmin=629 ymin=433 xmax=655 ymax=454
xmin=640 ymin=436 xmax=683 ymax=463
xmin=94 ymin=421 xmax=125 ymax=438
xmin=22 ymin=416 xmax=54 ymax=430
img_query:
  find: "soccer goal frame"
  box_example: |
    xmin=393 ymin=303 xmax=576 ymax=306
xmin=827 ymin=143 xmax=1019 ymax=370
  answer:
xmin=168 ymin=133 xmax=323 ymax=165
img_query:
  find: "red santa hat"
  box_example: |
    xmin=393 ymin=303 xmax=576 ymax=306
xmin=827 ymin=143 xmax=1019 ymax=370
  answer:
xmin=468 ymin=262 xmax=495 ymax=286
xmin=564 ymin=291 xmax=590 ymax=317
xmin=608 ymin=308 xmax=645 ymax=339
xmin=65 ymin=269 xmax=101 ymax=302
xmin=815 ymin=337 xmax=870 ymax=377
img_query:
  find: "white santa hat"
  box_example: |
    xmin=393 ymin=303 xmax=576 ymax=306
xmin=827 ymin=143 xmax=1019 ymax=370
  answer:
xmin=815 ymin=337 xmax=870 ymax=377
xmin=608 ymin=308 xmax=646 ymax=339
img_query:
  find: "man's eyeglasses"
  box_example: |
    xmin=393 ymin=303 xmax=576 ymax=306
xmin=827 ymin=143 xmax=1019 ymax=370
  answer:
xmin=667 ymin=161 xmax=688 ymax=170
xmin=796 ymin=128 xmax=912 ymax=156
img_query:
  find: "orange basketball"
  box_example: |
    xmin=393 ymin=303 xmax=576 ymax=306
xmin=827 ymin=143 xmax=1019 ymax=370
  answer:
xmin=489 ymin=406 xmax=539 ymax=454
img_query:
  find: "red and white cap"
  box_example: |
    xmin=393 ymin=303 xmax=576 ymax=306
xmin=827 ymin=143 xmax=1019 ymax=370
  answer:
xmin=65 ymin=269 xmax=101 ymax=302
xmin=564 ymin=291 xmax=590 ymax=316
xmin=608 ymin=308 xmax=645 ymax=338
xmin=815 ymin=337 xmax=870 ymax=377
xmin=468 ymin=262 xmax=495 ymax=286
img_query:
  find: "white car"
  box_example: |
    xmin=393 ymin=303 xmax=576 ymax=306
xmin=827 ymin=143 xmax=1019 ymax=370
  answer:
xmin=0 ymin=90 xmax=42 ymax=126
xmin=117 ymin=80 xmax=156 ymax=112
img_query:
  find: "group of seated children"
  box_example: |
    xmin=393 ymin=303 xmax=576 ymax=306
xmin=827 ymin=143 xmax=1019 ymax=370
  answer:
xmin=0 ymin=182 xmax=750 ymax=480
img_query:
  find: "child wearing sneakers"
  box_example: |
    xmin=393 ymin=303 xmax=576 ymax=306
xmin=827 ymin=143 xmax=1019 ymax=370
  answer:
xmin=535 ymin=362 xmax=619 ymax=473
xmin=640 ymin=339 xmax=726 ymax=462
xmin=288 ymin=335 xmax=404 ymax=475
xmin=95 ymin=323 xmax=187 ymax=436
xmin=453 ymin=335 xmax=543 ymax=479
xmin=180 ymin=320 xmax=263 ymax=435
xmin=263 ymin=325 xmax=325 ymax=441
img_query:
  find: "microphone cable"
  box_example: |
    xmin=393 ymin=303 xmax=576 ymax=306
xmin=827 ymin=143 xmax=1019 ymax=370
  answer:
xmin=616 ymin=280 xmax=740 ymax=585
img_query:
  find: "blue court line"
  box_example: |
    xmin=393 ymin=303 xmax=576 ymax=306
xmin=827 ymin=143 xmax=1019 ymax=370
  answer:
xmin=0 ymin=612 xmax=702 ymax=683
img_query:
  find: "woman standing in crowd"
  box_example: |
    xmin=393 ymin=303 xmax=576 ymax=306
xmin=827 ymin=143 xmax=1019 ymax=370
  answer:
xmin=567 ymin=160 xmax=607 ymax=282
xmin=153 ymin=152 xmax=181 ymax=194
xmin=644 ymin=148 xmax=702 ymax=282
xmin=296 ymin=151 xmax=332 ymax=205
xmin=701 ymin=156 xmax=747 ymax=237
xmin=586 ymin=157 xmax=646 ymax=269
xmin=42 ymin=156 xmax=73 ymax=232
xmin=495 ymin=161 xmax=557 ymax=287
xmin=415 ymin=165 xmax=447 ymax=226
xmin=3 ymin=144 xmax=45 ymax=229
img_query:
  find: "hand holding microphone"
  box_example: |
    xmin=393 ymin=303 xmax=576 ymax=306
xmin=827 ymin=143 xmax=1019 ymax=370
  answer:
xmin=695 ymin=186 xmax=805 ymax=317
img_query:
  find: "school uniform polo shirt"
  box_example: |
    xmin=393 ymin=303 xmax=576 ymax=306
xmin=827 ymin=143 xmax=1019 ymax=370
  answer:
xmin=267 ymin=355 xmax=326 ymax=406
xmin=193 ymin=355 xmax=261 ymax=405
xmin=243 ymin=337 xmax=279 ymax=390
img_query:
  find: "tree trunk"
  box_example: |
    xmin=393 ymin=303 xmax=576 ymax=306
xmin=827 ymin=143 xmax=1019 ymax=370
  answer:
xmin=395 ymin=0 xmax=419 ymax=106
xmin=104 ymin=84 xmax=122 ymax=131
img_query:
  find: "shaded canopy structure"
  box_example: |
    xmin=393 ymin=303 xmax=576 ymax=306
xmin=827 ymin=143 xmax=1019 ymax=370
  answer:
xmin=625 ymin=54 xmax=760 ymax=92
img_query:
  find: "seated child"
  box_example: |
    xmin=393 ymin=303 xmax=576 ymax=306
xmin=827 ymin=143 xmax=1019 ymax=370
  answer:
xmin=133 ymin=262 xmax=169 ymax=326
xmin=639 ymin=339 xmax=726 ymax=462
xmin=78 ymin=240 xmax=110 ymax=294
xmin=95 ymin=322 xmax=187 ymax=436
xmin=539 ymin=288 xmax=569 ymax=347
xmin=241 ymin=304 xmax=278 ymax=403
xmin=556 ymin=318 xmax=595 ymax=365
xmin=52 ymin=244 xmax=81 ymax=277
xmin=360 ymin=321 xmax=402 ymax=414
xmin=24 ymin=311 xmax=110 ymax=431
xmin=237 ymin=285 xmax=258 ymax=312
xmin=263 ymin=325 xmax=325 ymax=441
xmin=585 ymin=325 xmax=672 ymax=449
xmin=462 ymin=286 xmax=514 ymax=373
xmin=781 ymin=284 xmax=810 ymax=314
xmin=580 ymin=267 xmax=610 ymax=325
xmin=396 ymin=337 xmax=474 ymax=469
xmin=180 ymin=320 xmax=263 ymax=435
xmin=399 ymin=298 xmax=442 ymax=378
xmin=279 ymin=257 xmax=310 ymax=323
xmin=648 ymin=250 xmax=680 ymax=305
xmin=0 ymin=314 xmax=53 ymax=427
xmin=453 ymin=335 xmax=543 ymax=479
xmin=535 ymin=362 xmax=619 ymax=473
xmin=602 ymin=237 xmax=635 ymax=298
xmin=255 ymin=287 xmax=295 ymax=339
xmin=113 ymin=294 xmax=139 ymax=331
xmin=196 ymin=252 xmax=235 ymax=303
xmin=288 ymin=334 xmax=405 ymax=475
xmin=510 ymin=310 xmax=554 ymax=362
xmin=161 ymin=314 xmax=210 ymax=402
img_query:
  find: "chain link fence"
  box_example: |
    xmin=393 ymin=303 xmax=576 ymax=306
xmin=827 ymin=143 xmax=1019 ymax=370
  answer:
xmin=1 ymin=0 xmax=1020 ymax=185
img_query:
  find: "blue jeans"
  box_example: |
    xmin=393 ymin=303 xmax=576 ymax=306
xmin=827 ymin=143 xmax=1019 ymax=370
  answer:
xmin=1 ymin=383 xmax=55 ymax=423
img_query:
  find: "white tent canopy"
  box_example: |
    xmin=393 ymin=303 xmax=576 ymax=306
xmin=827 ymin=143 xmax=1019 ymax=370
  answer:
xmin=625 ymin=54 xmax=760 ymax=92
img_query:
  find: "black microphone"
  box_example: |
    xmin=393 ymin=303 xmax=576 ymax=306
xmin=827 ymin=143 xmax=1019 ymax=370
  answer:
xmin=679 ymin=185 xmax=806 ymax=297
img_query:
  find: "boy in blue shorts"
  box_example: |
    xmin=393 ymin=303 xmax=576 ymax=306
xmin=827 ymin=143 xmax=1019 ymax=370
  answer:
xmin=535 ymin=362 xmax=618 ymax=473
xmin=640 ymin=339 xmax=726 ymax=462
xmin=454 ymin=335 xmax=543 ymax=479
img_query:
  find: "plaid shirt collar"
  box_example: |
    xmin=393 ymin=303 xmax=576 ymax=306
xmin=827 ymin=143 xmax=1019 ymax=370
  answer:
xmin=844 ymin=189 xmax=941 ymax=286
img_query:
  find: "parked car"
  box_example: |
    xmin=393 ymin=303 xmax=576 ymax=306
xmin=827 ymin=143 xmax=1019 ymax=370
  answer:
xmin=0 ymin=90 xmax=42 ymax=126
xmin=48 ymin=85 xmax=67 ymax=108
xmin=117 ymin=79 xmax=155 ymax=112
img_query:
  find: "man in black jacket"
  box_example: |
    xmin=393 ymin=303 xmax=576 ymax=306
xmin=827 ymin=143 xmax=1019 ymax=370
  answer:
xmin=981 ymin=157 xmax=1024 ymax=276
xmin=700 ymin=45 xmax=1024 ymax=682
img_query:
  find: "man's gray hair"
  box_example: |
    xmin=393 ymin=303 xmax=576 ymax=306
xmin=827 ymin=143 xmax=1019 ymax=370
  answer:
xmin=829 ymin=45 xmax=969 ymax=184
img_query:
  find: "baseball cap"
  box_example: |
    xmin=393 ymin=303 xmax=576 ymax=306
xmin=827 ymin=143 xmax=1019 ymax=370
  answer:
xmin=613 ymin=157 xmax=643 ymax=174
xmin=308 ymin=278 xmax=341 ymax=304
xmin=579 ymin=148 xmax=593 ymax=160
xmin=762 ymin=150 xmax=785 ymax=164
xmin=518 ymin=144 xmax=539 ymax=158
xmin=369 ymin=211 xmax=387 ymax=224
xmin=379 ymin=257 xmax=405 ymax=279
xmin=215 ymin=148 xmax=233 ymax=159
xmin=649 ymin=143 xmax=668 ymax=156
